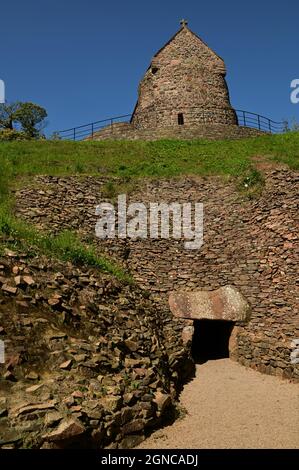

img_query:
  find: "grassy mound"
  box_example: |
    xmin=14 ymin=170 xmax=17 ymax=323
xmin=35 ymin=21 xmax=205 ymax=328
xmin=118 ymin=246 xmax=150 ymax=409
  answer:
xmin=0 ymin=133 xmax=298 ymax=276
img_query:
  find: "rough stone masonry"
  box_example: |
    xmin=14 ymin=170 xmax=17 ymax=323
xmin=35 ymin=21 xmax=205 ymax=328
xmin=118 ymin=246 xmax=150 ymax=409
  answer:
xmin=131 ymin=19 xmax=237 ymax=129
xmin=14 ymin=167 xmax=299 ymax=383
xmin=90 ymin=21 xmax=266 ymax=141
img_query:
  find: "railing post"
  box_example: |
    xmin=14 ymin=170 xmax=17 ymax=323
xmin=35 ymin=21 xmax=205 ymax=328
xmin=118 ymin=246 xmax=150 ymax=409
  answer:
xmin=56 ymin=110 xmax=284 ymax=140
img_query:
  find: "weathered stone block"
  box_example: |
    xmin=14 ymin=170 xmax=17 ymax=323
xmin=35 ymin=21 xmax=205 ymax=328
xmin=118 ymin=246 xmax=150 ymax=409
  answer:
xmin=169 ymin=285 xmax=251 ymax=321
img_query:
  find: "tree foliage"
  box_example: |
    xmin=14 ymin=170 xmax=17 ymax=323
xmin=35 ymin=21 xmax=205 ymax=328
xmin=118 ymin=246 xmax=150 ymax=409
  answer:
xmin=0 ymin=102 xmax=21 ymax=130
xmin=0 ymin=101 xmax=47 ymax=138
xmin=14 ymin=102 xmax=47 ymax=138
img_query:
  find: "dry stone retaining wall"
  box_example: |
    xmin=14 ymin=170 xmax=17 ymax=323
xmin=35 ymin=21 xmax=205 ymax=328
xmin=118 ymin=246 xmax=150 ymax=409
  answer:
xmin=89 ymin=123 xmax=267 ymax=141
xmin=0 ymin=250 xmax=190 ymax=449
xmin=14 ymin=168 xmax=299 ymax=382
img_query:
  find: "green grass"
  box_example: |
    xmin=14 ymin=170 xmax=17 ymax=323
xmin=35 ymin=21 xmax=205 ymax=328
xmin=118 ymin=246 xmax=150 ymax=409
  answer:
xmin=0 ymin=132 xmax=298 ymax=179
xmin=0 ymin=132 xmax=298 ymax=280
xmin=0 ymin=208 xmax=131 ymax=282
xmin=0 ymin=145 xmax=133 ymax=281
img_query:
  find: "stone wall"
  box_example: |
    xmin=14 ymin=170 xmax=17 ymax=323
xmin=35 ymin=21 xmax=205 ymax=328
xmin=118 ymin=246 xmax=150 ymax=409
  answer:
xmin=14 ymin=168 xmax=299 ymax=382
xmin=89 ymin=122 xmax=267 ymax=141
xmin=85 ymin=24 xmax=268 ymax=142
xmin=0 ymin=249 xmax=190 ymax=449
xmin=131 ymin=24 xmax=237 ymax=128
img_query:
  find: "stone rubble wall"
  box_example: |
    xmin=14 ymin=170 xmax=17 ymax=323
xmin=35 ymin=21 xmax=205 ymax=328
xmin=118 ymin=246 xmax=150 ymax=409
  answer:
xmin=132 ymin=107 xmax=238 ymax=130
xmin=14 ymin=168 xmax=299 ymax=383
xmin=0 ymin=251 xmax=191 ymax=449
xmin=88 ymin=122 xmax=267 ymax=141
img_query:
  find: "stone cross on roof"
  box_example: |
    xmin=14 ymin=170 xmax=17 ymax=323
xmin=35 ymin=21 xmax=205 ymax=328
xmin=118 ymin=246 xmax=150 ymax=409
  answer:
xmin=180 ymin=19 xmax=188 ymax=28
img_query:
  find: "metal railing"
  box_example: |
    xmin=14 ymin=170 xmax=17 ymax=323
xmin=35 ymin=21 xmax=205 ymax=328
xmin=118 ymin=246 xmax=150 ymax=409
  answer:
xmin=55 ymin=114 xmax=131 ymax=141
xmin=235 ymin=110 xmax=284 ymax=133
xmin=55 ymin=108 xmax=285 ymax=141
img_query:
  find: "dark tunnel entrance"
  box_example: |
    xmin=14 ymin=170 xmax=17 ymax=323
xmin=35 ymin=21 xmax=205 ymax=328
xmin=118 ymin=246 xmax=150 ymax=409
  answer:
xmin=191 ymin=319 xmax=235 ymax=364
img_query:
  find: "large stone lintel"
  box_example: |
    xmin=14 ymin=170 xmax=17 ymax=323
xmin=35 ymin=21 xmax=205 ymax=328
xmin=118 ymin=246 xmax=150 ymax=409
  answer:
xmin=169 ymin=285 xmax=251 ymax=322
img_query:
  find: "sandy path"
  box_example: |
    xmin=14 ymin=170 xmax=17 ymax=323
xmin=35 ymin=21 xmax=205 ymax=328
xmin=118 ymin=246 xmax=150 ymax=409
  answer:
xmin=138 ymin=359 xmax=299 ymax=449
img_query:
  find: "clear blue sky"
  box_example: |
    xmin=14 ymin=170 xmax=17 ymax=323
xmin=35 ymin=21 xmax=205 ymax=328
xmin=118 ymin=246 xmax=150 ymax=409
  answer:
xmin=1 ymin=0 xmax=298 ymax=136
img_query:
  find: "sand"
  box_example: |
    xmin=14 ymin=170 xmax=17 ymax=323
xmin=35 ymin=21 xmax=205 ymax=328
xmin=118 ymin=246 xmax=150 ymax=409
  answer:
xmin=138 ymin=359 xmax=299 ymax=449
